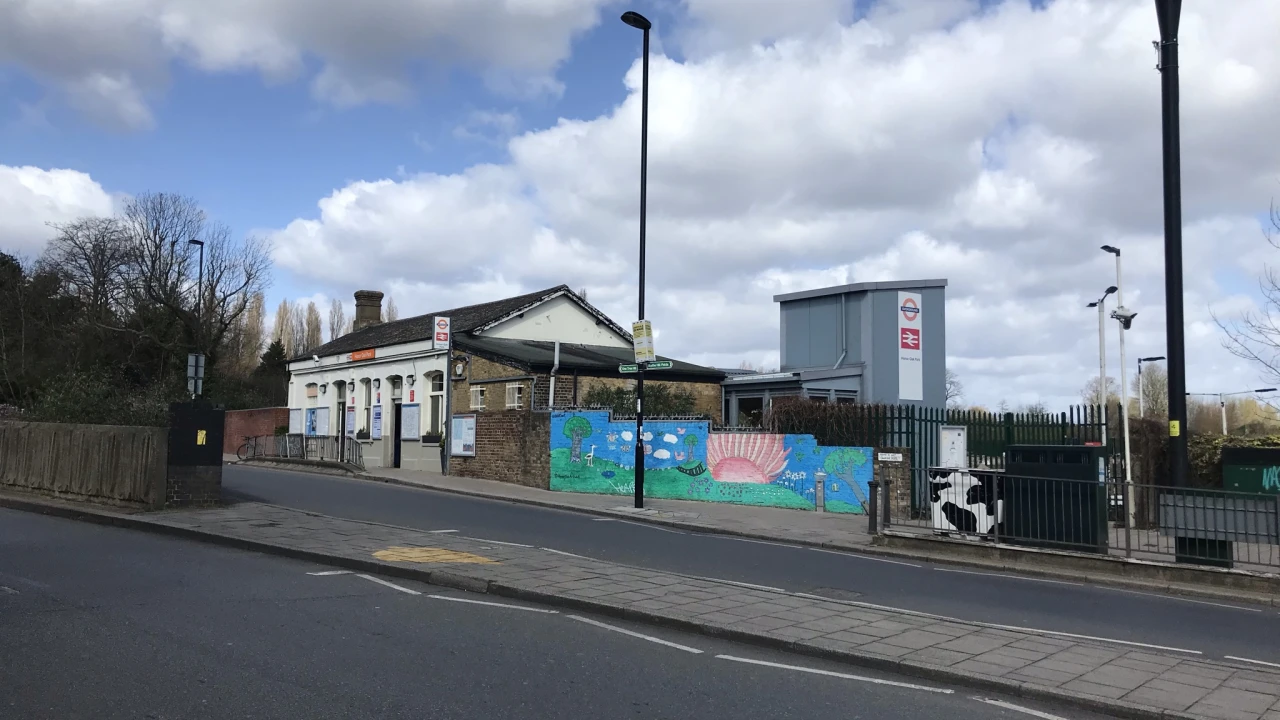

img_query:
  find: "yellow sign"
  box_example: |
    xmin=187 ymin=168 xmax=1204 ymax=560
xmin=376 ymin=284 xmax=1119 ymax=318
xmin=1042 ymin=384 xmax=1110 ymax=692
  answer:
xmin=632 ymin=320 xmax=656 ymax=364
xmin=1169 ymin=420 xmax=1181 ymax=437
xmin=196 ymin=430 xmax=207 ymax=446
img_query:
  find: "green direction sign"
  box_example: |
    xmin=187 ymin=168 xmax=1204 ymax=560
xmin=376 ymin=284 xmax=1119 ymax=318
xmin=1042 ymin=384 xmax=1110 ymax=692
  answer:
xmin=619 ymin=364 xmax=639 ymax=374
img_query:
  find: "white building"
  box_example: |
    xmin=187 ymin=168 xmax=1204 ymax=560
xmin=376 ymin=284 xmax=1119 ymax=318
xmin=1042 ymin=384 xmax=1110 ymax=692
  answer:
xmin=285 ymin=285 xmax=631 ymax=471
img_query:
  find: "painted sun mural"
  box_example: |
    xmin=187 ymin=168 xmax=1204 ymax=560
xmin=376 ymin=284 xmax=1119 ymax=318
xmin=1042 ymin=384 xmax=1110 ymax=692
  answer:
xmin=550 ymin=411 xmax=872 ymax=513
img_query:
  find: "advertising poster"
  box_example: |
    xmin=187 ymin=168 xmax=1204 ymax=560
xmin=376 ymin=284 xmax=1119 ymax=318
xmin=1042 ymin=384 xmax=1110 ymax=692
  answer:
xmin=451 ymin=414 xmax=477 ymax=457
xmin=372 ymin=406 xmax=382 ymax=440
xmin=400 ymin=404 xmax=421 ymax=440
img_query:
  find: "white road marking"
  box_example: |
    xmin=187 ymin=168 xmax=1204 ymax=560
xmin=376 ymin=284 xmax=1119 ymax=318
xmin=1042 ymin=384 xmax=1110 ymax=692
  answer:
xmin=932 ymin=567 xmax=1081 ymax=586
xmin=809 ymin=547 xmax=923 ymax=568
xmin=307 ymin=570 xmax=353 ymax=576
xmin=429 ymin=529 xmax=458 ymax=534
xmin=355 ymin=574 xmax=422 ymax=595
xmin=567 ymin=615 xmax=703 ymax=653
xmin=1225 ymin=656 xmax=1280 ymax=670
xmin=1104 ymin=587 xmax=1262 ymax=612
xmin=458 ymin=537 xmax=533 ymax=548
xmin=712 ymin=536 xmax=794 ymax=548
xmin=986 ymin=623 xmax=1201 ymax=655
xmin=716 ymin=655 xmax=953 ymax=693
xmin=973 ymin=697 xmax=1070 ymax=720
xmin=608 ymin=519 xmax=687 ymax=534
xmin=0 ymin=586 xmax=16 ymax=595
xmin=540 ymin=548 xmax=588 ymax=559
xmin=592 ymin=517 xmax=616 ymax=521
xmin=427 ymin=595 xmax=558 ymax=613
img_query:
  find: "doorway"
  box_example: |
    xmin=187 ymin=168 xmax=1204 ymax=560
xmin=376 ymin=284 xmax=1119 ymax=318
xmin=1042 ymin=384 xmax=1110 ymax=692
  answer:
xmin=393 ymin=401 xmax=403 ymax=469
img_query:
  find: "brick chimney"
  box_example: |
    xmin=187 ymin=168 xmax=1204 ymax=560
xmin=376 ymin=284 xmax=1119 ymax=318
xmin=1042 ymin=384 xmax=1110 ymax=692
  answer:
xmin=353 ymin=290 xmax=384 ymax=332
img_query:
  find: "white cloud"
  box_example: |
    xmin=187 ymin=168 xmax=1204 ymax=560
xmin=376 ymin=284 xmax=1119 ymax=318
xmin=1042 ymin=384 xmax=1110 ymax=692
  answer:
xmin=0 ymin=166 xmax=118 ymax=258
xmin=0 ymin=0 xmax=613 ymax=128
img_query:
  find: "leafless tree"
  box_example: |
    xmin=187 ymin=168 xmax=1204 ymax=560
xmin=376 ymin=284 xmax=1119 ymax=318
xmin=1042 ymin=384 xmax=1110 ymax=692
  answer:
xmin=273 ymin=299 xmax=295 ymax=356
xmin=37 ymin=217 xmax=128 ymax=319
xmin=328 ymin=298 xmax=347 ymax=342
xmin=385 ymin=295 xmax=399 ymax=322
xmin=1132 ymin=362 xmax=1169 ymax=419
xmin=290 ymin=302 xmax=307 ymax=355
xmin=1081 ymin=376 xmax=1121 ymax=407
xmin=304 ymin=301 xmax=322 ymax=352
xmin=945 ymin=369 xmax=963 ymax=408
xmin=222 ymin=291 xmax=265 ymax=376
xmin=1219 ymin=202 xmax=1280 ymax=382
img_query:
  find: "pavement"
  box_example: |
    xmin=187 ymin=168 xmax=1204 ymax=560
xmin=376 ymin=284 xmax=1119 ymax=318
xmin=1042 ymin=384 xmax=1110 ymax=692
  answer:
xmin=7 ymin=487 xmax=1280 ymax=720
xmin=5 ymin=508 xmax=1105 ymax=720
xmin=221 ymin=463 xmax=1280 ymax=666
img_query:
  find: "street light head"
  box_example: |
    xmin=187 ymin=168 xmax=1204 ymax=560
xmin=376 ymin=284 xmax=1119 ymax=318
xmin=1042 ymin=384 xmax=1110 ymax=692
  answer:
xmin=1257 ymin=388 xmax=1278 ymax=394
xmin=188 ymin=239 xmax=204 ymax=247
xmin=1105 ymin=286 xmax=1118 ymax=295
xmin=1101 ymin=245 xmax=1120 ymax=256
xmin=1140 ymin=356 xmax=1166 ymax=363
xmin=621 ymin=11 xmax=652 ymax=30
xmin=1086 ymin=301 xmax=1099 ymax=308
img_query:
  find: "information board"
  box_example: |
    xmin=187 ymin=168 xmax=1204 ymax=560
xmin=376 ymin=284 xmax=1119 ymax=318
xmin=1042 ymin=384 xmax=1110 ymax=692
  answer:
xmin=451 ymin=414 xmax=477 ymax=457
xmin=400 ymin=403 xmax=421 ymax=440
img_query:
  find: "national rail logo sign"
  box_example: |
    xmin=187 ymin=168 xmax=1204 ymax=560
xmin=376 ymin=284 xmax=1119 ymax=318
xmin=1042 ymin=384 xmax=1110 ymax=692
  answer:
xmin=900 ymin=297 xmax=920 ymax=323
xmin=900 ymin=328 xmax=920 ymax=350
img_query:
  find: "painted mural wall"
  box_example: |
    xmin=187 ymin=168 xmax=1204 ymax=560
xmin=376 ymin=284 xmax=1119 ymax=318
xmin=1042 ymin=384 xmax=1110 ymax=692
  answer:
xmin=550 ymin=411 xmax=872 ymax=513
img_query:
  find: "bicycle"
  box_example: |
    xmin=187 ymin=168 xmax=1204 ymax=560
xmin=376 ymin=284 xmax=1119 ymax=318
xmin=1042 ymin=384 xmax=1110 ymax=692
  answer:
xmin=236 ymin=435 xmax=260 ymax=461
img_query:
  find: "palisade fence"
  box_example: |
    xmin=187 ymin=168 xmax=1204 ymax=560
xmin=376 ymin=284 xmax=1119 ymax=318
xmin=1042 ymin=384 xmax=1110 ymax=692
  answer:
xmin=764 ymin=401 xmax=1112 ymax=509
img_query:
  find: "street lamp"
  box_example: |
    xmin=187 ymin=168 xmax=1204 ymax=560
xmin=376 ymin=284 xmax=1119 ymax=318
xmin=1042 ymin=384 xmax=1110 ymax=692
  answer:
xmin=1154 ymin=0 xmax=1188 ymax=486
xmin=189 ymin=238 xmax=205 ymax=399
xmin=1086 ymin=285 xmax=1118 ymax=445
xmin=1137 ymin=356 xmax=1165 ymax=417
xmin=1188 ymin=389 xmax=1278 ymax=435
xmin=1101 ymin=245 xmax=1138 ymax=531
xmin=622 ymin=9 xmax=651 ymax=509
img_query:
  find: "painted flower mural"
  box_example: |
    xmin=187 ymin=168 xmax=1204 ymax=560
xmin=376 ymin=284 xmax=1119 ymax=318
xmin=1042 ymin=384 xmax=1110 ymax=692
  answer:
xmin=706 ymin=434 xmax=790 ymax=484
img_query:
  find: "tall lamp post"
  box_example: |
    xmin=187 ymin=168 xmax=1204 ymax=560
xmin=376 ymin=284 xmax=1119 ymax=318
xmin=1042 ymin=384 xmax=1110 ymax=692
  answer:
xmin=1188 ymin=389 xmax=1277 ymax=435
xmin=188 ymin=238 xmax=205 ymax=399
xmin=1101 ymin=245 xmax=1138 ymax=531
xmin=1086 ymin=285 xmax=1118 ymax=444
xmin=622 ymin=9 xmax=651 ymax=509
xmin=1137 ymin=356 xmax=1165 ymax=417
xmin=1154 ymin=0 xmax=1188 ymax=486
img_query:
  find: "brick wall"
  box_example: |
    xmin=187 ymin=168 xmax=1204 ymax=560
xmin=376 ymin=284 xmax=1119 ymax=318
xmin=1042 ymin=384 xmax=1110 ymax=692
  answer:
xmin=873 ymin=446 xmax=912 ymax=523
xmin=449 ymin=409 xmax=551 ymax=488
xmin=223 ymin=407 xmax=290 ymax=454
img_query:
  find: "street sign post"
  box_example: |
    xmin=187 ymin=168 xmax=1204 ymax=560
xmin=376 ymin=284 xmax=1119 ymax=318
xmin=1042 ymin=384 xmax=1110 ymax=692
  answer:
xmin=620 ymin=360 xmax=672 ymax=374
xmin=619 ymin=364 xmax=639 ymax=374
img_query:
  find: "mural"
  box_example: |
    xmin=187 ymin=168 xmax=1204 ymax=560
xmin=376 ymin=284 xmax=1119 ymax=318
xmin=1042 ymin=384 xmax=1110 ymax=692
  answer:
xmin=550 ymin=411 xmax=872 ymax=513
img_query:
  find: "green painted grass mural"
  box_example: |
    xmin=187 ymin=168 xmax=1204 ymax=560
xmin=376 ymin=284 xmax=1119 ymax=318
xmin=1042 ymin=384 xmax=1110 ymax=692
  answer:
xmin=550 ymin=411 xmax=872 ymax=512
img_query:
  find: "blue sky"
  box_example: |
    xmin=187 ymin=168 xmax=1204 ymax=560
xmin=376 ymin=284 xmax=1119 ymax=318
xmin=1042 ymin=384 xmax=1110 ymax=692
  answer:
xmin=3 ymin=0 xmax=1279 ymax=408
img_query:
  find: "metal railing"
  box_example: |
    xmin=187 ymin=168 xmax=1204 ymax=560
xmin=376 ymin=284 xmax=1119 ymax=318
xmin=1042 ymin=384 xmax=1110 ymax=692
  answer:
xmin=239 ymin=434 xmax=364 ymax=470
xmin=882 ymin=469 xmax=1280 ymax=570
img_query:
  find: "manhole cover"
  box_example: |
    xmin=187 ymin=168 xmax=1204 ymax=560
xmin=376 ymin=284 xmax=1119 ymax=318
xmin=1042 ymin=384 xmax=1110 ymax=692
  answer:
xmin=807 ymin=587 xmax=863 ymax=601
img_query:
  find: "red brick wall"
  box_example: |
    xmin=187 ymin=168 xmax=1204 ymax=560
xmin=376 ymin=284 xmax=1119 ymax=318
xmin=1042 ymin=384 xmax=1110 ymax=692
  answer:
xmin=449 ymin=410 xmax=551 ymax=488
xmin=223 ymin=407 xmax=290 ymax=454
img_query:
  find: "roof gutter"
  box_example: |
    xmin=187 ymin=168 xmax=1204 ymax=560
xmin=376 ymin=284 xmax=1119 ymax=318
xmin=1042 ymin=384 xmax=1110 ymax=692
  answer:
xmin=548 ymin=341 xmax=560 ymax=410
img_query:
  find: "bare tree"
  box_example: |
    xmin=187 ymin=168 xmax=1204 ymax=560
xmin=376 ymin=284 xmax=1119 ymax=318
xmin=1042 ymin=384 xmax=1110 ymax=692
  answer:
xmin=1081 ymin=376 xmax=1121 ymax=407
xmin=385 ymin=295 xmax=399 ymax=322
xmin=328 ymin=298 xmax=347 ymax=342
xmin=37 ymin=217 xmax=128 ymax=319
xmin=1132 ymin=362 xmax=1169 ymax=419
xmin=945 ymin=369 xmax=964 ymax=408
xmin=304 ymin=301 xmax=322 ymax=352
xmin=228 ymin=291 xmax=266 ymax=376
xmin=1219 ymin=203 xmax=1280 ymax=382
xmin=273 ymin=299 xmax=294 ymax=356
xmin=289 ymin=301 xmax=307 ymax=355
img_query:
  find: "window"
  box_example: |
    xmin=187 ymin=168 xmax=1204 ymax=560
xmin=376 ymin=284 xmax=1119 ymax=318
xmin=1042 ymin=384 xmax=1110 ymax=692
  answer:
xmin=505 ymin=383 xmax=524 ymax=409
xmin=470 ymin=386 xmax=486 ymax=410
xmin=431 ymin=374 xmax=444 ymax=393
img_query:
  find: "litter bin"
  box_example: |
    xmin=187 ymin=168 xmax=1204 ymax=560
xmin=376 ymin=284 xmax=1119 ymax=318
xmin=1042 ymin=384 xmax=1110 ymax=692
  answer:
xmin=1002 ymin=445 xmax=1109 ymax=553
xmin=926 ymin=468 xmax=1002 ymax=537
xmin=1159 ymin=490 xmax=1278 ymax=569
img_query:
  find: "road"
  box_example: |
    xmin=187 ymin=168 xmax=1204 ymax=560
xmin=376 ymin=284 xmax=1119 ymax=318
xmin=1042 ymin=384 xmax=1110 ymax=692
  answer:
xmin=224 ymin=464 xmax=1280 ymax=667
xmin=0 ymin=509 xmax=1110 ymax=720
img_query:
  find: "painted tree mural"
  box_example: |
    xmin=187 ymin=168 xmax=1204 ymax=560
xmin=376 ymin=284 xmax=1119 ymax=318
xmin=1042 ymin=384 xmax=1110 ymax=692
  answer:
xmin=823 ymin=448 xmax=869 ymax=505
xmin=564 ymin=415 xmax=593 ymax=462
xmin=683 ymin=434 xmax=698 ymax=459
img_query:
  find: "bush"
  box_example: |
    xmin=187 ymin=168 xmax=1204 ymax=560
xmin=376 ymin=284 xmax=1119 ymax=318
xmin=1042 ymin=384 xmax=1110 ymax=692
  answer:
xmin=582 ymin=383 xmax=699 ymax=418
xmin=26 ymin=370 xmax=185 ymax=427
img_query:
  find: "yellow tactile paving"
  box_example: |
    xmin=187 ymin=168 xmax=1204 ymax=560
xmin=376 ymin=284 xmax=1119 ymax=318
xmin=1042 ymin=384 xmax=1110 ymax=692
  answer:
xmin=372 ymin=546 xmax=498 ymax=564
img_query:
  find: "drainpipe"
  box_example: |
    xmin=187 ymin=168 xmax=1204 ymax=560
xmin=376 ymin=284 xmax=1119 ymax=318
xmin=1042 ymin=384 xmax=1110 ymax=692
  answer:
xmin=549 ymin=341 xmax=560 ymax=409
xmin=832 ymin=294 xmax=847 ymax=370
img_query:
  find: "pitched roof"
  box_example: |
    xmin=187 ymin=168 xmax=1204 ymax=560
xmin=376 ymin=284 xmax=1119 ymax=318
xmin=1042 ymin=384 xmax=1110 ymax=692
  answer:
xmin=299 ymin=285 xmax=629 ymax=361
xmin=455 ymin=335 xmax=726 ymax=382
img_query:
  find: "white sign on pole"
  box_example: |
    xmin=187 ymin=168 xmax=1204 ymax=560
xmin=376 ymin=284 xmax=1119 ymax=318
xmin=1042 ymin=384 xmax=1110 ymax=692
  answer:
xmin=433 ymin=316 xmax=451 ymax=350
xmin=939 ymin=425 xmax=968 ymax=468
xmin=632 ymin=320 xmax=656 ymax=364
xmin=897 ymin=291 xmax=923 ymax=401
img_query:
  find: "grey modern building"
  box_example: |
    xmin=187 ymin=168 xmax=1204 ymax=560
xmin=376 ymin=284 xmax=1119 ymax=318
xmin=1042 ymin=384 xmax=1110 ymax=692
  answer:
xmin=723 ymin=279 xmax=947 ymax=425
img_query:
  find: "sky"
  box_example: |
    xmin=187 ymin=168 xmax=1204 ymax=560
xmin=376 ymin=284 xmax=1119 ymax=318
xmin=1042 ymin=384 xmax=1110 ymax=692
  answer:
xmin=2 ymin=0 xmax=1279 ymax=410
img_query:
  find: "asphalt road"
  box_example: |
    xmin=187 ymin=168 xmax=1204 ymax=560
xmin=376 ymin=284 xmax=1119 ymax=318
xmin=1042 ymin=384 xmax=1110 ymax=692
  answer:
xmin=224 ymin=464 xmax=1280 ymax=666
xmin=0 ymin=508 xmax=1110 ymax=720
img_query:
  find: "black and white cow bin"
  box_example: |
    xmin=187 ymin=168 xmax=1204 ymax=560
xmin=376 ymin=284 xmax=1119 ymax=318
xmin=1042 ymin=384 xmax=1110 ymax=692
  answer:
xmin=928 ymin=468 xmax=1003 ymax=538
